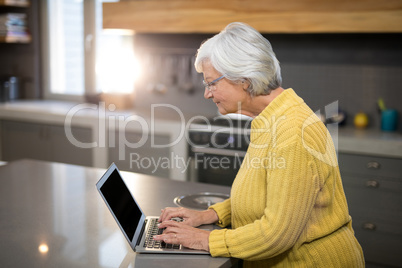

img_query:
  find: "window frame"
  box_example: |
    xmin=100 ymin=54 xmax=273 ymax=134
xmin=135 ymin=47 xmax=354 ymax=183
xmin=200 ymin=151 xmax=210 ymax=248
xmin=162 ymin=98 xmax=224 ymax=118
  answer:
xmin=40 ymin=0 xmax=96 ymax=102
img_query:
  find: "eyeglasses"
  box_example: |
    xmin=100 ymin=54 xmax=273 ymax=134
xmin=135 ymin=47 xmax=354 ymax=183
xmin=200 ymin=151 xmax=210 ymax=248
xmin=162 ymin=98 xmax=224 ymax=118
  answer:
xmin=203 ymin=75 xmax=225 ymax=92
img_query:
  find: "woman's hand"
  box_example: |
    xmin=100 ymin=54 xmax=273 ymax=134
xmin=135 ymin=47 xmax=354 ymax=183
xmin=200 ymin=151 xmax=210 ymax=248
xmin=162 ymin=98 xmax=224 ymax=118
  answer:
xmin=159 ymin=207 xmax=218 ymax=227
xmin=153 ymin=221 xmax=210 ymax=252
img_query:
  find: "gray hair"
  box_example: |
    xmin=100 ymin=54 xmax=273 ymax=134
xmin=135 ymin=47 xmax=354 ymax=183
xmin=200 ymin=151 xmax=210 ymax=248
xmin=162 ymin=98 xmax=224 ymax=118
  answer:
xmin=195 ymin=22 xmax=282 ymax=96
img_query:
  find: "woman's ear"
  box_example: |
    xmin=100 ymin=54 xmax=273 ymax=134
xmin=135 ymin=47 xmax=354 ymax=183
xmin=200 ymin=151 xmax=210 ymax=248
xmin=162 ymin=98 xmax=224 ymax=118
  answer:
xmin=242 ymin=79 xmax=250 ymax=90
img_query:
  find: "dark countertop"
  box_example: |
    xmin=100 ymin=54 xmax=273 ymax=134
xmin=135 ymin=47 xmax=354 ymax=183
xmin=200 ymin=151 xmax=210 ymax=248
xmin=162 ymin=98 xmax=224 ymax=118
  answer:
xmin=0 ymin=159 xmax=236 ymax=268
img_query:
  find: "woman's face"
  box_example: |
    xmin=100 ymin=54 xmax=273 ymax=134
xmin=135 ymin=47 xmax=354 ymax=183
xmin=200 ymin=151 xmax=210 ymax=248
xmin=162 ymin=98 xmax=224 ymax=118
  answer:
xmin=202 ymin=61 xmax=248 ymax=115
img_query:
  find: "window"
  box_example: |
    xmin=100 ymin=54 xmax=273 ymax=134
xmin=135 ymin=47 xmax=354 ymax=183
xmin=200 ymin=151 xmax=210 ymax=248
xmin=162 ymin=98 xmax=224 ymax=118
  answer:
xmin=42 ymin=0 xmax=137 ymax=100
xmin=47 ymin=0 xmax=85 ymax=95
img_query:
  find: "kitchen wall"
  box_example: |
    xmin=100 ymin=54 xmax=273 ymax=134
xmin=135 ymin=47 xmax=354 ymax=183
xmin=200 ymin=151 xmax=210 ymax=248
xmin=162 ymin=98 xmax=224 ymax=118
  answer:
xmin=133 ymin=34 xmax=217 ymax=118
xmin=133 ymin=33 xmax=402 ymax=131
xmin=1 ymin=4 xmax=401 ymax=132
xmin=274 ymin=34 xmax=402 ymax=131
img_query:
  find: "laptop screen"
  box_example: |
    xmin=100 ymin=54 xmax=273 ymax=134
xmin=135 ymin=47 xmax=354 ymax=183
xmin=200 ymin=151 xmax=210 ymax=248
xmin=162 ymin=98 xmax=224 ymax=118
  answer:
xmin=100 ymin=169 xmax=142 ymax=240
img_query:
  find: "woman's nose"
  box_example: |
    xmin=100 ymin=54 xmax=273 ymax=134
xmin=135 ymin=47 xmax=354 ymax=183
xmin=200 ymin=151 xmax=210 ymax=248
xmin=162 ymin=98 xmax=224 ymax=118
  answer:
xmin=204 ymin=88 xmax=213 ymax=99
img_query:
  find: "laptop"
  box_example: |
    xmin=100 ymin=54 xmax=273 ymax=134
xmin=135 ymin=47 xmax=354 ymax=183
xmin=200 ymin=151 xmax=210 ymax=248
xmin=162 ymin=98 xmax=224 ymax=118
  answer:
xmin=96 ymin=163 xmax=212 ymax=254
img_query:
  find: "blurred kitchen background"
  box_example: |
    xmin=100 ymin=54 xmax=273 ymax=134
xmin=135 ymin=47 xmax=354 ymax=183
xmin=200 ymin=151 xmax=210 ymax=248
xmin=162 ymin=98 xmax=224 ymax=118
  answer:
xmin=0 ymin=0 xmax=401 ymax=127
xmin=0 ymin=1 xmax=401 ymax=267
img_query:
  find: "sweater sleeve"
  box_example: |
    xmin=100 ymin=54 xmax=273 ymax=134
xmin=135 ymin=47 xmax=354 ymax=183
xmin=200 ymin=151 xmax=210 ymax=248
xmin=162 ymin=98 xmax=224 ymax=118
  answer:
xmin=209 ymin=141 xmax=321 ymax=260
xmin=209 ymin=198 xmax=232 ymax=227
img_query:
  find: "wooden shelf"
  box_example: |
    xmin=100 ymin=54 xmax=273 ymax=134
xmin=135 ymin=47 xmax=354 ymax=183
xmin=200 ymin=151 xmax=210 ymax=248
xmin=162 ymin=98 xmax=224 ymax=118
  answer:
xmin=0 ymin=34 xmax=31 ymax=43
xmin=0 ymin=0 xmax=29 ymax=7
xmin=103 ymin=0 xmax=402 ymax=33
xmin=0 ymin=1 xmax=30 ymax=43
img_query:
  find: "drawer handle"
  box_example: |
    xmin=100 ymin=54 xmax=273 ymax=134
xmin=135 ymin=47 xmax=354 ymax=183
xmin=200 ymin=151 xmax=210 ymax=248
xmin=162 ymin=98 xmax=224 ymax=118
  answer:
xmin=367 ymin=161 xmax=381 ymax=169
xmin=362 ymin=222 xmax=377 ymax=231
xmin=366 ymin=180 xmax=380 ymax=188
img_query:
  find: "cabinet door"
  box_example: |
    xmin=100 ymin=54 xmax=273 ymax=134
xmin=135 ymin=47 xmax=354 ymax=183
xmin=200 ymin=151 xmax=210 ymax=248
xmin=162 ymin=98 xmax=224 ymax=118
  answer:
xmin=339 ymin=153 xmax=402 ymax=267
xmin=338 ymin=153 xmax=402 ymax=178
xmin=352 ymin=217 xmax=402 ymax=267
xmin=1 ymin=120 xmax=50 ymax=161
xmin=49 ymin=124 xmax=93 ymax=166
xmin=108 ymin=131 xmax=170 ymax=178
xmin=0 ymin=120 xmax=93 ymax=167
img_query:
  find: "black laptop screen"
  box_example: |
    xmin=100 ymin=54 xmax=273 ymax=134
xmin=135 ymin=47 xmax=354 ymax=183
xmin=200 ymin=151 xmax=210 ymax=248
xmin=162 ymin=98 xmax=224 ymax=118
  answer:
xmin=100 ymin=169 xmax=142 ymax=240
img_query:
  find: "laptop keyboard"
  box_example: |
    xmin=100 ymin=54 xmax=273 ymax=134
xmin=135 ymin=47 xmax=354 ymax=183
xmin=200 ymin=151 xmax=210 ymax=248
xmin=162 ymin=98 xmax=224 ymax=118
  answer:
xmin=143 ymin=218 xmax=180 ymax=249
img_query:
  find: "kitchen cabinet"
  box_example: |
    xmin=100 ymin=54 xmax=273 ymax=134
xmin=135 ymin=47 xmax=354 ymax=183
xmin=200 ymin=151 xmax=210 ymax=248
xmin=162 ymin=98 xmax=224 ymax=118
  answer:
xmin=108 ymin=130 xmax=170 ymax=178
xmin=0 ymin=120 xmax=93 ymax=166
xmin=103 ymin=0 xmax=402 ymax=33
xmin=0 ymin=0 xmax=39 ymax=99
xmin=0 ymin=0 xmax=31 ymax=43
xmin=338 ymin=153 xmax=402 ymax=267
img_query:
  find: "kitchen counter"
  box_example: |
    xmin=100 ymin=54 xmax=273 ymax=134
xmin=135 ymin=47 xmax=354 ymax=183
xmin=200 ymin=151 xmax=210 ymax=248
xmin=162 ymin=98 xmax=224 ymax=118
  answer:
xmin=336 ymin=126 xmax=402 ymax=158
xmin=0 ymin=100 xmax=198 ymax=124
xmin=2 ymin=100 xmax=402 ymax=155
xmin=0 ymin=100 xmax=194 ymax=180
xmin=0 ymin=159 xmax=236 ymax=268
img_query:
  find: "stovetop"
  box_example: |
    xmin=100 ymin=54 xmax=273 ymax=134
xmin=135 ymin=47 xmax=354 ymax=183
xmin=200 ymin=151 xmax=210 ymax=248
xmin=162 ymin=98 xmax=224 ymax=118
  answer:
xmin=190 ymin=115 xmax=253 ymax=129
xmin=188 ymin=115 xmax=251 ymax=150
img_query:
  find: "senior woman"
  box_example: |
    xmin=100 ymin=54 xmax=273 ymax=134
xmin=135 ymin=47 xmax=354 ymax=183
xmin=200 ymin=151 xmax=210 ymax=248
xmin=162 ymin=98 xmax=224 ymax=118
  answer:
xmin=154 ymin=22 xmax=364 ymax=267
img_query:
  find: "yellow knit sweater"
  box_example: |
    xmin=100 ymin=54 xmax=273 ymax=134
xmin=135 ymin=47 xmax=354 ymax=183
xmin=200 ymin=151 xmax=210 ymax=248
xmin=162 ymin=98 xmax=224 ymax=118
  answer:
xmin=208 ymin=89 xmax=364 ymax=267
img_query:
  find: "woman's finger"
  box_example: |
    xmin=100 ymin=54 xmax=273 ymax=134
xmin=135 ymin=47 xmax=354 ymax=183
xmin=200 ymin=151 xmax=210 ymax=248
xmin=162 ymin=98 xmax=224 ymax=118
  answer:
xmin=153 ymin=232 xmax=179 ymax=244
xmin=158 ymin=220 xmax=182 ymax=229
xmin=164 ymin=226 xmax=184 ymax=236
xmin=159 ymin=207 xmax=182 ymax=222
xmin=159 ymin=207 xmax=173 ymax=222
